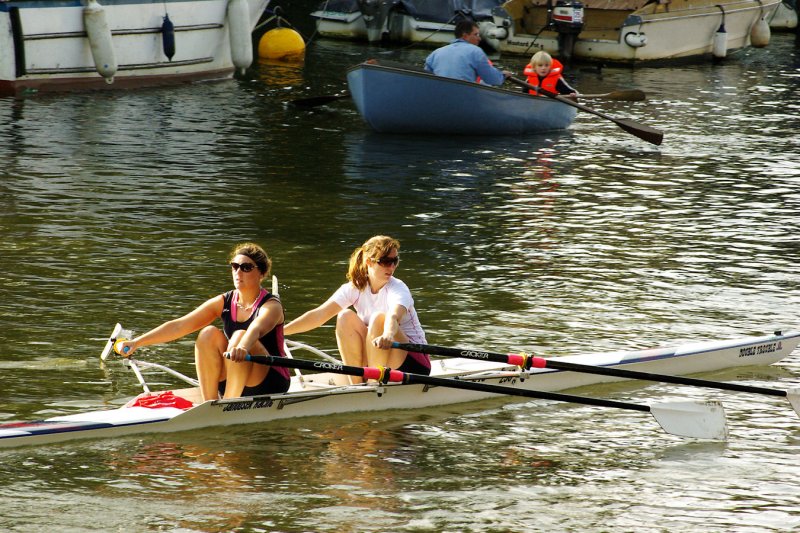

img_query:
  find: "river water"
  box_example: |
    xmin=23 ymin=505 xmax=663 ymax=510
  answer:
xmin=1 ymin=6 xmax=800 ymax=531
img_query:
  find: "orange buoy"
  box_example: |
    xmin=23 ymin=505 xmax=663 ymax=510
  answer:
xmin=258 ymin=28 xmax=305 ymax=60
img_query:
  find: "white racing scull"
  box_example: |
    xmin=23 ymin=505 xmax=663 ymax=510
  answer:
xmin=0 ymin=325 xmax=798 ymax=448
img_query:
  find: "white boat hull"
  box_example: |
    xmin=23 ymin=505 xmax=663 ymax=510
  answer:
xmin=768 ymin=1 xmax=798 ymax=29
xmin=312 ymin=10 xmax=459 ymax=47
xmin=1 ymin=330 xmax=798 ymax=448
xmin=0 ymin=0 xmax=269 ymax=96
xmin=496 ymin=0 xmax=781 ymax=62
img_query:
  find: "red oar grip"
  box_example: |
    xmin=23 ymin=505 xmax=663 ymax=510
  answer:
xmin=507 ymin=354 xmax=526 ymax=366
xmin=362 ymin=366 xmax=405 ymax=383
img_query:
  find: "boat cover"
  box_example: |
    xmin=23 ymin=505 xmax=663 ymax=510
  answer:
xmin=317 ymin=0 xmax=505 ymax=21
xmin=503 ymin=0 xmax=651 ymax=10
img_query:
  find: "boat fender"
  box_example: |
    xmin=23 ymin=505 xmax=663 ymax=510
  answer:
xmin=83 ymin=0 xmax=118 ymax=83
xmin=624 ymin=31 xmax=647 ymax=47
xmin=162 ymin=14 xmax=176 ymax=60
xmin=713 ymin=23 xmax=728 ymax=59
xmin=750 ymin=12 xmax=771 ymax=47
xmin=478 ymin=22 xmax=507 ymax=53
xmin=227 ymin=0 xmax=253 ymax=75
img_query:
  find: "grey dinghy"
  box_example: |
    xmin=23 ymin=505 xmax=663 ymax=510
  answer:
xmin=1 ymin=327 xmax=798 ymax=448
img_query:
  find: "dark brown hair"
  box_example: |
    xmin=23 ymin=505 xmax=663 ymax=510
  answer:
xmin=230 ymin=242 xmax=271 ymax=276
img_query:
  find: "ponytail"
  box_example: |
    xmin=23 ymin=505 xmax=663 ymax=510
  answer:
xmin=346 ymin=235 xmax=401 ymax=291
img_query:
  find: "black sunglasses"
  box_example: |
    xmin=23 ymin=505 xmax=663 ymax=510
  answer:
xmin=230 ymin=261 xmax=257 ymax=273
xmin=376 ymin=255 xmax=400 ymax=267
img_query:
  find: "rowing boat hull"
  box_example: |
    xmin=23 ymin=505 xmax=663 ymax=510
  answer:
xmin=346 ymin=60 xmax=577 ymax=135
xmin=1 ymin=330 xmax=798 ymax=448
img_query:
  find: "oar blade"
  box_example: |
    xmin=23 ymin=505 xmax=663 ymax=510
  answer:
xmin=649 ymin=400 xmax=728 ymax=440
xmin=786 ymin=388 xmax=800 ymax=416
xmin=615 ymin=118 xmax=664 ymax=146
xmin=100 ymin=323 xmax=123 ymax=361
xmin=291 ymin=93 xmax=350 ymax=108
xmin=608 ymin=89 xmax=646 ymax=101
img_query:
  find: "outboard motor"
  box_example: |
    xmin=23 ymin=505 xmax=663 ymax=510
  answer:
xmin=357 ymin=0 xmax=395 ymax=42
xmin=550 ymin=0 xmax=584 ymax=63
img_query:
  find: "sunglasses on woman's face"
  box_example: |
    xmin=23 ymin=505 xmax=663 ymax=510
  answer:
xmin=376 ymin=255 xmax=400 ymax=267
xmin=230 ymin=261 xmax=257 ymax=273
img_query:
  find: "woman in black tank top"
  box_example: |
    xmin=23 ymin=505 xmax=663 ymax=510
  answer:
xmin=115 ymin=242 xmax=290 ymax=401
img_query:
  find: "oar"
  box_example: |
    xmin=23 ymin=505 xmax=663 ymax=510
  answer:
xmin=290 ymin=92 xmax=351 ymax=108
xmin=234 ymin=353 xmax=728 ymax=440
xmin=508 ymin=76 xmax=663 ymax=145
xmin=393 ymin=342 xmax=800 ymax=417
xmin=579 ymin=89 xmax=646 ymax=101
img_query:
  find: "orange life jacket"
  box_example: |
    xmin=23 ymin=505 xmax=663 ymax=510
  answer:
xmin=523 ymin=59 xmax=565 ymax=95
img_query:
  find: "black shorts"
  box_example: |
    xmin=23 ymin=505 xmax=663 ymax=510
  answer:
xmin=218 ymin=367 xmax=291 ymax=397
xmin=396 ymin=353 xmax=431 ymax=375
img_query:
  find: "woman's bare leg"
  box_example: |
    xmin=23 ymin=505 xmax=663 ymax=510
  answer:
xmin=365 ymin=313 xmax=409 ymax=369
xmin=221 ymin=330 xmax=269 ymax=399
xmin=335 ymin=309 xmax=367 ymax=383
xmin=194 ymin=326 xmax=228 ymax=401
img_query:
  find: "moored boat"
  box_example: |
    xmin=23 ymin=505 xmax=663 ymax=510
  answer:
xmin=482 ymin=0 xmax=781 ymax=63
xmin=0 ymin=0 xmax=270 ymax=97
xmin=0 ymin=327 xmax=798 ymax=448
xmin=346 ymin=60 xmax=577 ymax=135
xmin=310 ymin=0 xmax=506 ymax=51
xmin=768 ymin=0 xmax=798 ymax=29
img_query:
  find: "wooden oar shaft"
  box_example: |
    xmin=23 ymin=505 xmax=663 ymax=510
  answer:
xmin=291 ymin=92 xmax=351 ymax=108
xmin=580 ymin=90 xmax=646 ymax=101
xmin=242 ymin=354 xmax=650 ymax=413
xmin=395 ymin=342 xmax=788 ymax=398
xmin=508 ymin=76 xmax=664 ymax=146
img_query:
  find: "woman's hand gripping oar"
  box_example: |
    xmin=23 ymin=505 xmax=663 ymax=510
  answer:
xmin=233 ymin=353 xmax=728 ymax=440
xmin=393 ymin=342 xmax=800 ymax=417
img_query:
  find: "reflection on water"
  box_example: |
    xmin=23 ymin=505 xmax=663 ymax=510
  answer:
xmin=257 ymin=57 xmax=306 ymax=87
xmin=0 ymin=21 xmax=799 ymax=532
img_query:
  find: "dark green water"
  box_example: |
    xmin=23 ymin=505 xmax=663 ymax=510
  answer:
xmin=1 ymin=9 xmax=799 ymax=531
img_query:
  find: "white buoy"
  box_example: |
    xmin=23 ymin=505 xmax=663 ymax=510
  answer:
xmin=83 ymin=0 xmax=117 ymax=83
xmin=750 ymin=14 xmax=771 ymax=47
xmin=712 ymin=23 xmax=728 ymax=59
xmin=227 ymin=0 xmax=253 ymax=75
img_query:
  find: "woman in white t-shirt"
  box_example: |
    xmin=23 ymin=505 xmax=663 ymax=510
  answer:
xmin=284 ymin=235 xmax=430 ymax=382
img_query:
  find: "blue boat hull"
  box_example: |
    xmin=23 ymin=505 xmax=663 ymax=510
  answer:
xmin=346 ymin=61 xmax=577 ymax=135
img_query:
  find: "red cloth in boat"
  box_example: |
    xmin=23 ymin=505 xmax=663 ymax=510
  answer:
xmin=128 ymin=391 xmax=194 ymax=410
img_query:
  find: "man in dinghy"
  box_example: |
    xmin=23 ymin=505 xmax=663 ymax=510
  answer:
xmin=284 ymin=235 xmax=430 ymax=383
xmin=116 ymin=242 xmax=290 ymax=401
xmin=424 ymin=20 xmax=510 ymax=86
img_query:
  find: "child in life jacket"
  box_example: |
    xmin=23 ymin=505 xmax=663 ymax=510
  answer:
xmin=523 ymin=51 xmax=577 ymax=97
